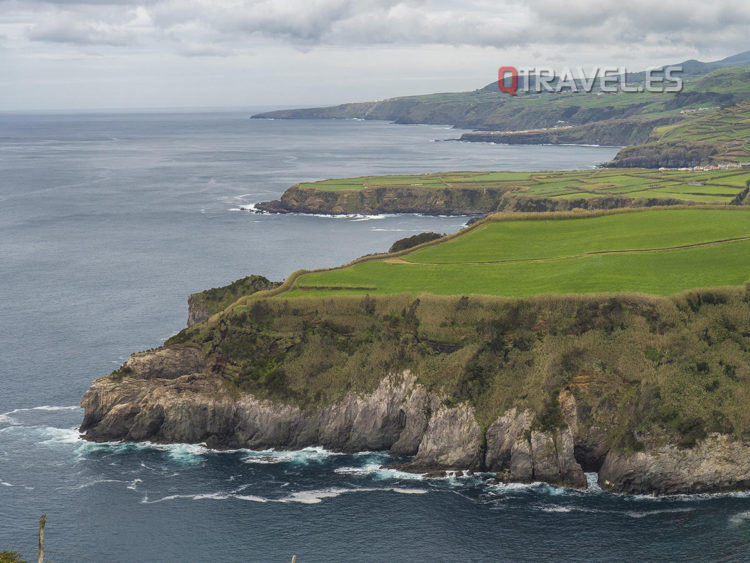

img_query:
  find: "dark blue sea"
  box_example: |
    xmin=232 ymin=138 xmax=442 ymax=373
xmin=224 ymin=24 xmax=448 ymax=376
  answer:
xmin=1 ymin=112 xmax=748 ymax=562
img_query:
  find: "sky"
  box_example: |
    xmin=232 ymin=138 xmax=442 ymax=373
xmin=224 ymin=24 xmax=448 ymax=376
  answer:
xmin=0 ymin=0 xmax=749 ymax=111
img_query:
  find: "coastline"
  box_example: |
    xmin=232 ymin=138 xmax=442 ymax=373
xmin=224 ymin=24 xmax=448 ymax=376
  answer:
xmin=80 ymin=284 xmax=750 ymax=497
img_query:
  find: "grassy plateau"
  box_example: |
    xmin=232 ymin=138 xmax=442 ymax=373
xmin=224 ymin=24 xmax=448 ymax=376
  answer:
xmin=296 ymin=167 xmax=750 ymax=204
xmin=285 ymin=208 xmax=750 ymax=298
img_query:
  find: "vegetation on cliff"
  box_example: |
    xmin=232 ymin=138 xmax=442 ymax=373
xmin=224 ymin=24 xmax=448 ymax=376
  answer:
xmin=164 ymin=207 xmax=750 ymax=443
xmin=161 ymin=284 xmax=750 ymax=454
xmin=86 ymin=206 xmax=750 ymax=493
xmin=389 ymin=232 xmax=444 ymax=253
xmin=252 ymin=58 xmax=750 ymax=135
xmin=253 ymin=58 xmax=750 ymax=170
xmin=459 ymin=116 xmax=679 ymax=147
xmin=187 ymin=275 xmax=280 ymax=326
xmin=257 ymin=167 xmax=750 ymax=216
xmin=609 ymin=100 xmax=750 ymax=168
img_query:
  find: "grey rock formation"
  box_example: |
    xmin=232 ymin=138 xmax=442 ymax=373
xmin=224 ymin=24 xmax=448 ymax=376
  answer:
xmin=81 ymin=346 xmax=750 ymax=495
xmin=599 ymin=435 xmax=750 ymax=495
xmin=484 ymin=408 xmax=586 ymax=488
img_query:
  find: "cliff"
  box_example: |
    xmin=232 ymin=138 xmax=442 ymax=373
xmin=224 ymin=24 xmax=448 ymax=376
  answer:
xmin=459 ymin=117 xmax=679 ymax=148
xmin=81 ymin=287 xmax=750 ymax=495
xmin=187 ymin=275 xmax=280 ymax=326
xmin=256 ymin=184 xmax=694 ymax=216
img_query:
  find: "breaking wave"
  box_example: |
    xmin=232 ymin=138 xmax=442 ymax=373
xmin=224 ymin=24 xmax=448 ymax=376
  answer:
xmin=142 ymin=486 xmax=428 ymax=505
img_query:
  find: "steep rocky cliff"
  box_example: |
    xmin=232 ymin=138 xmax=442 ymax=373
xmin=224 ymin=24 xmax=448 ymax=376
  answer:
xmin=81 ymin=288 xmax=750 ymax=495
xmin=81 ymin=359 xmax=588 ymax=488
xmin=256 ymin=184 xmax=692 ymax=216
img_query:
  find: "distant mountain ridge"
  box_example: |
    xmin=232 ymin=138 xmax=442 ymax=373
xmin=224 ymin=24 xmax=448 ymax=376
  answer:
xmin=252 ymin=50 xmax=750 ymax=140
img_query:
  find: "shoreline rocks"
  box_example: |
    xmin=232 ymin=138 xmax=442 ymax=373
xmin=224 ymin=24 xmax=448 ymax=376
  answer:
xmin=82 ymin=348 xmax=750 ymax=495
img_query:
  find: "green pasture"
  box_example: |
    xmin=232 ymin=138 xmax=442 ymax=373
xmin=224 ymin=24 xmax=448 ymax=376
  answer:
xmin=285 ymin=208 xmax=750 ymax=298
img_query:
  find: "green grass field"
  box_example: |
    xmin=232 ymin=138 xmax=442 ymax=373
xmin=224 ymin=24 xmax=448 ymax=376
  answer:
xmin=296 ymin=167 xmax=750 ymax=204
xmin=283 ymin=208 xmax=750 ymax=298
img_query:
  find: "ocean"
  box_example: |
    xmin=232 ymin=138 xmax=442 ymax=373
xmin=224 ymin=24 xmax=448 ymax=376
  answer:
xmin=1 ymin=111 xmax=748 ymax=561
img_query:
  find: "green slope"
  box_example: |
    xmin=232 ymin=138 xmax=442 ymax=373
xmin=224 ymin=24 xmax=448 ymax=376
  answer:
xmin=286 ymin=208 xmax=750 ymax=298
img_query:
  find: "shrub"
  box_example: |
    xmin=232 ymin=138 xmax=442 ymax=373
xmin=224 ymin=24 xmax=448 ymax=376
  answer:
xmin=388 ymin=232 xmax=444 ymax=253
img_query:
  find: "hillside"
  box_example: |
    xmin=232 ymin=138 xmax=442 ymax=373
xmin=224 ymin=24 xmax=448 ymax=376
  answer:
xmin=256 ymin=167 xmax=750 ymax=215
xmin=609 ymin=99 xmax=750 ymax=167
xmin=252 ymin=53 xmax=750 ymax=139
xmin=81 ymin=207 xmax=750 ymax=495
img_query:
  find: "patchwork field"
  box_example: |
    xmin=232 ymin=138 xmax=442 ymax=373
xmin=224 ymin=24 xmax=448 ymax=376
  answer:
xmin=611 ymin=101 xmax=750 ymax=167
xmin=283 ymin=208 xmax=750 ymax=298
xmin=297 ymin=167 xmax=750 ymax=204
xmin=652 ymin=101 xmax=750 ymax=163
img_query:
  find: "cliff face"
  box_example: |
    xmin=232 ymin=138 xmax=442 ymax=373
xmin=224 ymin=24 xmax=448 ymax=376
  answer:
xmin=599 ymin=436 xmax=750 ymax=495
xmin=460 ymin=117 xmax=679 ymax=148
xmin=256 ymin=185 xmax=693 ymax=216
xmin=606 ymin=141 xmax=719 ymax=168
xmin=81 ymin=288 xmax=750 ymax=495
xmin=255 ymin=185 xmax=513 ymax=216
xmin=80 ymin=346 xmax=750 ymax=494
xmin=81 ymin=356 xmax=588 ymax=488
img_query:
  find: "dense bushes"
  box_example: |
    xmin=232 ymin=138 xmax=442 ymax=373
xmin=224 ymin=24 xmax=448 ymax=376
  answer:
xmin=389 ymin=232 xmax=444 ymax=253
xmin=162 ymin=284 xmax=750 ymax=450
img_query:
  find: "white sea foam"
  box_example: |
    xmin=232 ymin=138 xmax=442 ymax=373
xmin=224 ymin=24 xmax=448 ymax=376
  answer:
xmin=540 ymin=505 xmax=573 ymax=513
xmin=234 ymin=494 xmax=271 ymax=503
xmin=73 ymin=479 xmax=125 ymax=490
xmin=350 ymin=214 xmax=386 ymax=222
xmin=536 ymin=503 xmax=695 ymax=518
xmin=624 ymin=508 xmax=694 ymax=519
xmin=0 ymin=414 xmax=18 ymax=426
xmin=240 ymin=203 xmax=262 ymax=212
xmin=241 ymin=446 xmax=343 ymax=465
xmin=729 ymin=511 xmax=750 ymax=527
xmin=38 ymin=426 xmax=82 ymax=445
xmin=585 ymin=472 xmax=601 ymax=491
xmin=143 ymin=486 xmax=428 ymax=505
xmin=0 ymin=405 xmax=79 ymax=426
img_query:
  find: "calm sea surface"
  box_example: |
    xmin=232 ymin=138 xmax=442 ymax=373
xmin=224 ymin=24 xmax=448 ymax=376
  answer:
xmin=1 ymin=112 xmax=748 ymax=562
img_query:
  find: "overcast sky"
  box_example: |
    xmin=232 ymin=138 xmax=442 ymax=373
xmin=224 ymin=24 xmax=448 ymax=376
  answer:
xmin=1 ymin=0 xmax=748 ymax=111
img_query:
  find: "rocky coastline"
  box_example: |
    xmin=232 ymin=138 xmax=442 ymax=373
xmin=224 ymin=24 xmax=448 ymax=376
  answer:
xmin=80 ymin=346 xmax=750 ymax=494
xmin=80 ymin=287 xmax=750 ymax=496
xmin=255 ymin=184 xmax=692 ymax=216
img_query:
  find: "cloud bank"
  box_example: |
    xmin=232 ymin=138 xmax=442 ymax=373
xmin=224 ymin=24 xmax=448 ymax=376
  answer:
xmin=7 ymin=0 xmax=750 ymax=53
xmin=1 ymin=0 xmax=747 ymax=110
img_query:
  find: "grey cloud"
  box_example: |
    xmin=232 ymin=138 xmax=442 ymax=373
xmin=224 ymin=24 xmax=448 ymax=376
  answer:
xmin=27 ymin=18 xmax=135 ymax=45
xmin=12 ymin=0 xmax=750 ymax=55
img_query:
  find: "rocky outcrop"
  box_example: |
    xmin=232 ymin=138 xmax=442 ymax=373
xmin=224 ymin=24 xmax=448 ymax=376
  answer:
xmin=484 ymin=408 xmax=587 ymax=488
xmin=599 ymin=435 xmax=750 ymax=495
xmin=255 ymin=185 xmax=513 ymax=216
xmin=409 ymin=403 xmax=484 ymax=470
xmin=256 ymin=185 xmax=692 ymax=217
xmin=80 ymin=348 xmax=589 ymax=485
xmin=122 ymin=347 xmax=207 ymax=380
xmin=606 ymin=140 xmax=719 ymax=168
xmin=81 ymin=345 xmax=750 ymax=494
xmin=82 ymin=283 xmax=750 ymax=496
xmin=83 ymin=366 xmax=432 ymax=453
xmin=187 ymin=275 xmax=281 ymax=327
